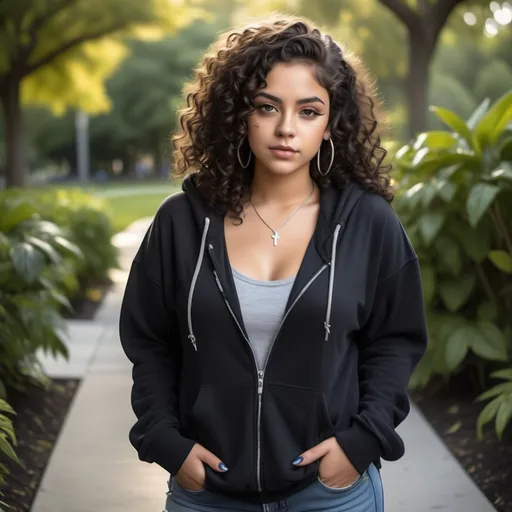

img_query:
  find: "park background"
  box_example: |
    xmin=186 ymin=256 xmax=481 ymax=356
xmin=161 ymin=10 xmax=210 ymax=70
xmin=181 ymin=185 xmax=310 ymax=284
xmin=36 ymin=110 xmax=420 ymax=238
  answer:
xmin=0 ymin=0 xmax=511 ymax=511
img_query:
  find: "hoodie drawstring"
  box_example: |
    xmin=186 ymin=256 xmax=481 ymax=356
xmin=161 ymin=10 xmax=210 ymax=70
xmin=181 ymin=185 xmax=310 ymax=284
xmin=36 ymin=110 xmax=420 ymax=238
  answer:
xmin=324 ymin=223 xmax=342 ymax=342
xmin=187 ymin=217 xmax=210 ymax=351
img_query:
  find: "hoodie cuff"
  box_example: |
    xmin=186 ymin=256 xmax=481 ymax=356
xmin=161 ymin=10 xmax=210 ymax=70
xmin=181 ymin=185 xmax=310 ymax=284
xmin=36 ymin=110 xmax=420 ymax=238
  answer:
xmin=335 ymin=422 xmax=381 ymax=475
xmin=144 ymin=427 xmax=196 ymax=476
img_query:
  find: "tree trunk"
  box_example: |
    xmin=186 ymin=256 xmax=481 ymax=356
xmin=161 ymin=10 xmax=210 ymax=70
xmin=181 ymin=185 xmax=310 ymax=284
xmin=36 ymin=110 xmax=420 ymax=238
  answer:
xmin=0 ymin=76 xmax=26 ymax=187
xmin=406 ymin=32 xmax=435 ymax=139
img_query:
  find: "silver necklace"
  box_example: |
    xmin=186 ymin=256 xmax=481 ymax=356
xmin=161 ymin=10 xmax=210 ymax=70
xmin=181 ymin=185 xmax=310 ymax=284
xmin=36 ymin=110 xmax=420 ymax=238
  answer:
xmin=250 ymin=181 xmax=315 ymax=247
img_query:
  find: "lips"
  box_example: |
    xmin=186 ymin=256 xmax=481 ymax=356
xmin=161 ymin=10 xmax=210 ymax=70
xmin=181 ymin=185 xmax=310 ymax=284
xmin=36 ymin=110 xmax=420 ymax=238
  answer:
xmin=269 ymin=145 xmax=297 ymax=152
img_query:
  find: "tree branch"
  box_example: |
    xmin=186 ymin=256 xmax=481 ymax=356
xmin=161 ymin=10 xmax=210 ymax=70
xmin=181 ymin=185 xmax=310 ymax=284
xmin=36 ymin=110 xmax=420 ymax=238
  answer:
xmin=31 ymin=0 xmax=79 ymax=33
xmin=430 ymin=0 xmax=466 ymax=34
xmin=378 ymin=0 xmax=420 ymax=30
xmin=24 ymin=22 xmax=130 ymax=76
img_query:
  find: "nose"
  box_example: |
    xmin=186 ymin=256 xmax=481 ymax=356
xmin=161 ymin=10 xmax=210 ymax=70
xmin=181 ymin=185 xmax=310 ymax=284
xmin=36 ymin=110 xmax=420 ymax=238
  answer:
xmin=275 ymin=112 xmax=296 ymax=138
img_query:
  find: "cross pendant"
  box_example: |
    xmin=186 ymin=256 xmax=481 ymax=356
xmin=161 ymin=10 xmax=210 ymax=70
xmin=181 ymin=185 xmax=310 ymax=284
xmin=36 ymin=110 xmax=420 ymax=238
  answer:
xmin=271 ymin=231 xmax=280 ymax=247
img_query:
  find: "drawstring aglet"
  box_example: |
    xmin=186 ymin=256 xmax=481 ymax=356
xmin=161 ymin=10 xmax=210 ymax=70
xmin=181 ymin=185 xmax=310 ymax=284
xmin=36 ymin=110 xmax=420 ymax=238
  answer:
xmin=323 ymin=322 xmax=331 ymax=342
xmin=188 ymin=334 xmax=198 ymax=351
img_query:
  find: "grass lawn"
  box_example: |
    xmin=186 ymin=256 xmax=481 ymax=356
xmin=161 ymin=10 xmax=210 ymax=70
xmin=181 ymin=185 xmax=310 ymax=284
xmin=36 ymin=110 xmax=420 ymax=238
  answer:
xmin=25 ymin=179 xmax=181 ymax=233
xmin=106 ymin=191 xmax=176 ymax=233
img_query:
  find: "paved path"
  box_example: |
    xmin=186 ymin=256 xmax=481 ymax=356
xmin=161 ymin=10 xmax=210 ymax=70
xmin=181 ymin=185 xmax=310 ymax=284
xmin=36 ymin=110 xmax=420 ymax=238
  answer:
xmin=32 ymin=218 xmax=498 ymax=512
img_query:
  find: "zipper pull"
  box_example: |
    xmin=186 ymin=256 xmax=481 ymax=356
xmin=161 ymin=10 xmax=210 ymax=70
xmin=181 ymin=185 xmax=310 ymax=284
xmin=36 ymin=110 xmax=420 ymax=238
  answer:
xmin=188 ymin=334 xmax=198 ymax=351
xmin=257 ymin=370 xmax=264 ymax=394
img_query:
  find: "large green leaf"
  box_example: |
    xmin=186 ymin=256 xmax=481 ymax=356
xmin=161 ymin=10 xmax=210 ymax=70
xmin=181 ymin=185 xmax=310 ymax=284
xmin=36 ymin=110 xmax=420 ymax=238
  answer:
xmin=413 ymin=131 xmax=457 ymax=151
xmin=439 ymin=275 xmax=476 ymax=312
xmin=496 ymin=396 xmax=512 ymax=440
xmin=490 ymin=368 xmax=512 ymax=381
xmin=489 ymin=250 xmax=512 ymax=273
xmin=53 ymin=236 xmax=83 ymax=258
xmin=467 ymin=98 xmax=491 ymax=130
xmin=452 ymin=221 xmax=491 ymax=263
xmin=476 ymin=382 xmax=512 ymax=402
xmin=435 ymin=179 xmax=457 ymax=202
xmin=473 ymin=322 xmax=508 ymax=361
xmin=445 ymin=326 xmax=471 ymax=370
xmin=466 ymin=183 xmax=499 ymax=227
xmin=477 ymin=395 xmax=503 ymax=439
xmin=420 ymin=264 xmax=436 ymax=304
xmin=412 ymin=151 xmax=478 ymax=177
xmin=0 ymin=400 xmax=15 ymax=415
xmin=420 ymin=183 xmax=437 ymax=208
xmin=489 ymin=162 xmax=512 ymax=183
xmin=402 ymin=183 xmax=425 ymax=210
xmin=0 ymin=201 xmax=38 ymax=233
xmin=9 ymin=242 xmax=45 ymax=284
xmin=435 ymin=237 xmax=462 ymax=275
xmin=475 ymin=90 xmax=512 ymax=147
xmin=477 ymin=301 xmax=498 ymax=322
xmin=0 ymin=433 xmax=18 ymax=463
xmin=419 ymin=212 xmax=445 ymax=246
xmin=25 ymin=236 xmax=61 ymax=264
xmin=429 ymin=106 xmax=473 ymax=147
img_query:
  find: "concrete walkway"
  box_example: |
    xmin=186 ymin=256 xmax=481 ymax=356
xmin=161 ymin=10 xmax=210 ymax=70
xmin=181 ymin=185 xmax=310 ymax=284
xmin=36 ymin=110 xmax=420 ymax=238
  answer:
xmin=31 ymin=219 xmax=498 ymax=512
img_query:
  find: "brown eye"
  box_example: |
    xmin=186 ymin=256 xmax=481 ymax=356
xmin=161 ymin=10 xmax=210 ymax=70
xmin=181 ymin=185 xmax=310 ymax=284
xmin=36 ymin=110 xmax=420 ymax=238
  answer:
xmin=301 ymin=108 xmax=320 ymax=117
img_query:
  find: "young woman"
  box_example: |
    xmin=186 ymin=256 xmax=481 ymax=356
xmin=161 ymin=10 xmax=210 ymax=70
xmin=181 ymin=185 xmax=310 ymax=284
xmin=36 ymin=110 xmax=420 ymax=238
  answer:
xmin=119 ymin=15 xmax=427 ymax=512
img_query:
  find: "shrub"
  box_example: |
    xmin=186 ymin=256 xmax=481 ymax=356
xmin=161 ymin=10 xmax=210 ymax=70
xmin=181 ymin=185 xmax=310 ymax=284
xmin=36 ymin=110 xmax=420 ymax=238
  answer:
xmin=0 ymin=197 xmax=82 ymax=394
xmin=0 ymin=188 xmax=119 ymax=283
xmin=394 ymin=90 xmax=512 ymax=438
xmin=0 ymin=399 xmax=18 ymax=511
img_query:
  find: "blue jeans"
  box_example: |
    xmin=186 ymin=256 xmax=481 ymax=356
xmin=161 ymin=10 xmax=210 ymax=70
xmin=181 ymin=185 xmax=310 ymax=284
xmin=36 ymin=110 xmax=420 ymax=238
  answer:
xmin=164 ymin=463 xmax=384 ymax=511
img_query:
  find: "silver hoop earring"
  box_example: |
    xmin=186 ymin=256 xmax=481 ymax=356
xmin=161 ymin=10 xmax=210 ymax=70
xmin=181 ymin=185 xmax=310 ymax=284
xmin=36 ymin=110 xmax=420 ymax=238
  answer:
xmin=317 ymin=137 xmax=335 ymax=176
xmin=237 ymin=139 xmax=252 ymax=169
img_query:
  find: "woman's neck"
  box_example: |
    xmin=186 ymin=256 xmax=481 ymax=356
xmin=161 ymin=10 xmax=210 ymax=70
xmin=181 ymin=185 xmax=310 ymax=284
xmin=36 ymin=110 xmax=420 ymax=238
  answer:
xmin=249 ymin=168 xmax=315 ymax=207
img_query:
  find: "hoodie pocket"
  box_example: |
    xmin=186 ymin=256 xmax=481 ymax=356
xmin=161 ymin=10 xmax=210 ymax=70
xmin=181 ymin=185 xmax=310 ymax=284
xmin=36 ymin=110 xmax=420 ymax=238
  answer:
xmin=187 ymin=383 xmax=257 ymax=494
xmin=261 ymin=383 xmax=335 ymax=493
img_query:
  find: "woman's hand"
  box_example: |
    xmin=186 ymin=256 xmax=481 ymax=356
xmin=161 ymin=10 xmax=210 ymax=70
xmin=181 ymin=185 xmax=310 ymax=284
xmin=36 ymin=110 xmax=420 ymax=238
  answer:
xmin=292 ymin=437 xmax=360 ymax=489
xmin=175 ymin=443 xmax=228 ymax=491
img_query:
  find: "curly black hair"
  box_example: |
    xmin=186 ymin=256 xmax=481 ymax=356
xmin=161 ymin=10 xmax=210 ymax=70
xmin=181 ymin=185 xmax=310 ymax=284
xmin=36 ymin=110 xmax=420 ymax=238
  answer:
xmin=171 ymin=14 xmax=393 ymax=220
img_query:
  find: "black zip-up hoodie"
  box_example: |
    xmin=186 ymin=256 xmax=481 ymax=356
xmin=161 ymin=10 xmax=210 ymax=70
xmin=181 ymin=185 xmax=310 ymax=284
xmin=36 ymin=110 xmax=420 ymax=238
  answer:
xmin=119 ymin=175 xmax=427 ymax=503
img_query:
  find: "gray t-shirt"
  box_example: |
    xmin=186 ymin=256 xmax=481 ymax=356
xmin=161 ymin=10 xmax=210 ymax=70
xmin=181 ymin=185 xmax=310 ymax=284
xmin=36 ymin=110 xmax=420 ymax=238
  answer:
xmin=232 ymin=268 xmax=295 ymax=371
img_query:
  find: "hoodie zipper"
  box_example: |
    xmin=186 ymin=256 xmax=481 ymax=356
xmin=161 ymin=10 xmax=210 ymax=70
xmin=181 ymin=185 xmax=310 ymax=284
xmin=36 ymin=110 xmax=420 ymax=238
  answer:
xmin=214 ymin=265 xmax=328 ymax=492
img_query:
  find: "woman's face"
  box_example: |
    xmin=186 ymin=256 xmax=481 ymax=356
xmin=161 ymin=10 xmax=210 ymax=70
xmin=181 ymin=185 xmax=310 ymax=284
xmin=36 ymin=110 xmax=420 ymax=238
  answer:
xmin=247 ymin=61 xmax=331 ymax=177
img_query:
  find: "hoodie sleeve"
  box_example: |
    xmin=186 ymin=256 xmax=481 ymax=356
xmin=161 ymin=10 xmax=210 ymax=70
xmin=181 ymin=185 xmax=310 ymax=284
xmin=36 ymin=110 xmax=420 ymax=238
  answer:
xmin=335 ymin=202 xmax=428 ymax=475
xmin=119 ymin=211 xmax=195 ymax=476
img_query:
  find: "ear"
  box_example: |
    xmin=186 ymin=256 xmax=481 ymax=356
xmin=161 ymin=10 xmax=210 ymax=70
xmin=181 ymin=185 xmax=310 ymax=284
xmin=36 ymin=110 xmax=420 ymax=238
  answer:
xmin=324 ymin=128 xmax=331 ymax=140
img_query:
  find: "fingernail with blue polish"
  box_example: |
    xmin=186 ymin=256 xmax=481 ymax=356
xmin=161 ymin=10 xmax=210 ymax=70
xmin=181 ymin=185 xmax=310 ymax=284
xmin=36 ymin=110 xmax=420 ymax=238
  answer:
xmin=219 ymin=462 xmax=228 ymax=472
xmin=292 ymin=456 xmax=303 ymax=465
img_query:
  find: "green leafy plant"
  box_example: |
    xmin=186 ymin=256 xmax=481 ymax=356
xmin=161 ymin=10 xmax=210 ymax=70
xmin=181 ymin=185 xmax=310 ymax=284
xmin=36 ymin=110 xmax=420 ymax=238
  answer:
xmin=475 ymin=369 xmax=512 ymax=440
xmin=475 ymin=249 xmax=512 ymax=440
xmin=0 ymin=399 xmax=19 ymax=511
xmin=1 ymin=189 xmax=119 ymax=283
xmin=0 ymin=197 xmax=82 ymax=394
xmin=394 ymin=90 xmax=512 ymax=438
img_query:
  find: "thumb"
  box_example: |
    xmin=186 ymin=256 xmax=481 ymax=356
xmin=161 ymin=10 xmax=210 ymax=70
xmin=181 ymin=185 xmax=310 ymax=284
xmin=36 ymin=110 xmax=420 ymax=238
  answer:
xmin=291 ymin=439 xmax=330 ymax=467
xmin=197 ymin=445 xmax=229 ymax=473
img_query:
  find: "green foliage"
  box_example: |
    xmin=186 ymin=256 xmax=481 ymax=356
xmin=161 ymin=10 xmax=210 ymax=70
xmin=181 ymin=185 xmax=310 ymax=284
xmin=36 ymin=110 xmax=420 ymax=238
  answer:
xmin=0 ymin=187 xmax=118 ymax=503
xmin=29 ymin=19 xmax=222 ymax=169
xmin=0 ymin=196 xmax=81 ymax=394
xmin=394 ymin=90 xmax=512 ymax=438
xmin=0 ymin=399 xmax=18 ymax=508
xmin=1 ymin=189 xmax=119 ymax=282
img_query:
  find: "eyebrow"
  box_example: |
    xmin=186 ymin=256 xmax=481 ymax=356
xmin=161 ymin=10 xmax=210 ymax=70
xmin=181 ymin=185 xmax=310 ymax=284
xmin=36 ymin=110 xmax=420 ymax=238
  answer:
xmin=253 ymin=92 xmax=325 ymax=105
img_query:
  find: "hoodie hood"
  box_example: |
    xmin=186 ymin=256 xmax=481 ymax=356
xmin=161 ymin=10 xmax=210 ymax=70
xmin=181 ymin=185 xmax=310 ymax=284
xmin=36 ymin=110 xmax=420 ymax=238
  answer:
xmin=181 ymin=174 xmax=366 ymax=259
xmin=181 ymin=174 xmax=368 ymax=344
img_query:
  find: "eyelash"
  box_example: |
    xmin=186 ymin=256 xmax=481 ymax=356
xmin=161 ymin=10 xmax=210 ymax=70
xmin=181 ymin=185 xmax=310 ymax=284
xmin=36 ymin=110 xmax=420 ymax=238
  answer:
xmin=256 ymin=104 xmax=322 ymax=117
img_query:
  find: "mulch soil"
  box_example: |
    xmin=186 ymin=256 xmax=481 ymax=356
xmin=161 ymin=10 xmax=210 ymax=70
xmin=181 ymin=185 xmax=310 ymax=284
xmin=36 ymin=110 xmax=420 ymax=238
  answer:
xmin=412 ymin=370 xmax=512 ymax=512
xmin=1 ymin=379 xmax=79 ymax=512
